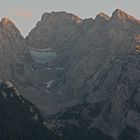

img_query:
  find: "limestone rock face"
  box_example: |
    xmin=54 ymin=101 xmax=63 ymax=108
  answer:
xmin=0 ymin=9 xmax=137 ymax=139
xmin=111 ymin=9 xmax=140 ymax=33
xmin=26 ymin=9 xmax=140 ymax=139
xmin=0 ymin=18 xmax=31 ymax=81
xmin=26 ymin=11 xmax=83 ymax=50
xmin=25 ymin=11 xmax=96 ymax=114
xmin=53 ymin=10 xmax=140 ymax=139
xmin=26 ymin=11 xmax=83 ymax=66
xmin=0 ymin=9 xmax=139 ymax=140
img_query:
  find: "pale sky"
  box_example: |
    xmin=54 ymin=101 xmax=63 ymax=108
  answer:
xmin=1 ymin=0 xmax=140 ymax=36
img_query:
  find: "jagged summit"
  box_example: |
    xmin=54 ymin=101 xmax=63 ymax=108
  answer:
xmin=0 ymin=17 xmax=16 ymax=27
xmin=40 ymin=11 xmax=83 ymax=24
xmin=113 ymin=9 xmax=127 ymax=15
xmin=95 ymin=12 xmax=110 ymax=23
xmin=0 ymin=16 xmax=31 ymax=83
xmin=112 ymin=9 xmax=131 ymax=19
xmin=1 ymin=18 xmax=12 ymax=24
xmin=111 ymin=9 xmax=140 ymax=24
xmin=96 ymin=12 xmax=110 ymax=20
xmin=0 ymin=17 xmax=21 ymax=37
xmin=43 ymin=9 xmax=140 ymax=26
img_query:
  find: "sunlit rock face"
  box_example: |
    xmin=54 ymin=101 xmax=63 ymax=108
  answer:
xmin=0 ymin=18 xmax=43 ymax=108
xmin=0 ymin=18 xmax=31 ymax=82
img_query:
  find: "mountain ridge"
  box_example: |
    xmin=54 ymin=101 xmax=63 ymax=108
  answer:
xmin=0 ymin=9 xmax=140 ymax=140
xmin=1 ymin=9 xmax=140 ymax=37
xmin=23 ymin=9 xmax=140 ymax=115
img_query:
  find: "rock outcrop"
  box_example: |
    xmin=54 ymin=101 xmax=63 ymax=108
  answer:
xmin=26 ymin=11 xmax=84 ymax=66
xmin=0 ymin=18 xmax=31 ymax=82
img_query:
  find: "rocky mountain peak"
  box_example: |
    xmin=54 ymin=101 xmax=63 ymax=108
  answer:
xmin=71 ymin=15 xmax=82 ymax=23
xmin=26 ymin=11 xmax=83 ymax=51
xmin=111 ymin=9 xmax=130 ymax=19
xmin=95 ymin=12 xmax=110 ymax=21
xmin=0 ymin=18 xmax=16 ymax=28
xmin=0 ymin=17 xmax=31 ymax=83
xmin=111 ymin=9 xmax=140 ymax=25
xmin=93 ymin=12 xmax=110 ymax=26
xmin=1 ymin=18 xmax=12 ymax=25
xmin=0 ymin=17 xmax=21 ymax=37
xmin=37 ymin=11 xmax=83 ymax=28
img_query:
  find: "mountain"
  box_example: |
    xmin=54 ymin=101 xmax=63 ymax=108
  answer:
xmin=0 ymin=81 xmax=59 ymax=140
xmin=25 ymin=11 xmax=95 ymax=114
xmin=0 ymin=18 xmax=31 ymax=81
xmin=0 ymin=18 xmax=54 ymax=113
xmin=26 ymin=9 xmax=140 ymax=140
xmin=26 ymin=11 xmax=84 ymax=66
xmin=0 ymin=9 xmax=140 ymax=140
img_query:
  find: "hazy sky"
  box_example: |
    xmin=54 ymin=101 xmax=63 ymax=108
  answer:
xmin=1 ymin=0 xmax=140 ymax=36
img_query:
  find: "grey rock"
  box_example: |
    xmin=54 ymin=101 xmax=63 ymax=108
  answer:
xmin=26 ymin=9 xmax=140 ymax=139
xmin=1 ymin=9 xmax=140 ymax=139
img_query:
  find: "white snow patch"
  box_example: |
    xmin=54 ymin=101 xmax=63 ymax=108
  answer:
xmin=5 ymin=81 xmax=14 ymax=88
xmin=46 ymin=80 xmax=54 ymax=88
